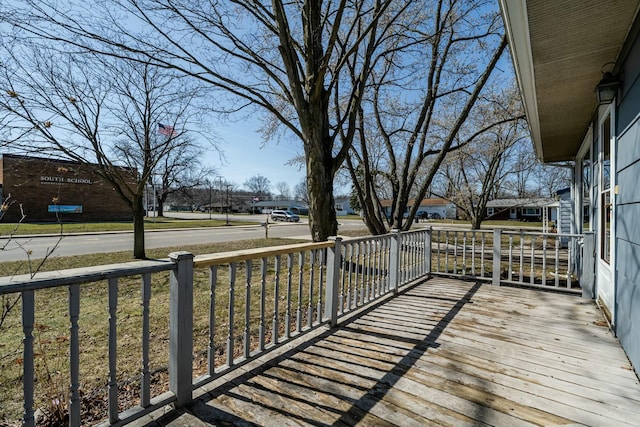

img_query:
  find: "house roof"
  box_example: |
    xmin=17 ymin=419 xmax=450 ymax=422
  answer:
xmin=486 ymin=198 xmax=555 ymax=208
xmin=499 ymin=0 xmax=640 ymax=162
xmin=253 ymin=200 xmax=308 ymax=208
xmin=379 ymin=198 xmax=452 ymax=208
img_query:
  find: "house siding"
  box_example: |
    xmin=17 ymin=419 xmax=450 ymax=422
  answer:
xmin=615 ymin=30 xmax=640 ymax=376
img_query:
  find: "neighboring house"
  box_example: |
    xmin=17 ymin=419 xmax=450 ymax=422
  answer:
xmin=500 ymin=0 xmax=640 ymax=377
xmin=334 ymin=197 xmax=356 ymax=216
xmin=484 ymin=198 xmax=557 ymax=222
xmin=253 ymin=200 xmax=309 ymax=215
xmin=380 ymin=198 xmax=457 ymax=219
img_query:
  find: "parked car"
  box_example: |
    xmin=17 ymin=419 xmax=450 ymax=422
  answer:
xmin=271 ymin=210 xmax=300 ymax=222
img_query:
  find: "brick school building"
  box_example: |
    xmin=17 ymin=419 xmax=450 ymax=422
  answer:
xmin=0 ymin=154 xmax=134 ymax=222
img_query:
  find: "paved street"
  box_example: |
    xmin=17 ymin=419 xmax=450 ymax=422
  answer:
xmin=0 ymin=215 xmax=368 ymax=262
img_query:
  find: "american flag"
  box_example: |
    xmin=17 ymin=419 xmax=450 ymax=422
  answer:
xmin=158 ymin=123 xmax=176 ymax=136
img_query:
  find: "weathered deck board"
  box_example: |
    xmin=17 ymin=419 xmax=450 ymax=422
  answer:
xmin=136 ymin=277 xmax=640 ymax=427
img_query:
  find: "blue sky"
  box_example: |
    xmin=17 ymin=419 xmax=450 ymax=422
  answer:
xmin=212 ymin=117 xmax=306 ymax=192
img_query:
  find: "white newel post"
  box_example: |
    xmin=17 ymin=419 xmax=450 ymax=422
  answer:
xmin=169 ymin=251 xmax=194 ymax=407
xmin=325 ymin=237 xmax=342 ymax=327
xmin=389 ymin=229 xmax=401 ymax=294
xmin=492 ymin=229 xmax=502 ymax=286
xmin=425 ymin=227 xmax=432 ymax=276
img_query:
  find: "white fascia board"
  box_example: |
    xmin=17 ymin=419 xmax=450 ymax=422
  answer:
xmin=499 ymin=0 xmax=544 ymax=162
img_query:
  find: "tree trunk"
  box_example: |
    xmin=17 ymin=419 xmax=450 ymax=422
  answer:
xmin=132 ymin=196 xmax=146 ymax=259
xmin=471 ymin=215 xmax=483 ymax=230
xmin=306 ymin=145 xmax=337 ymax=241
xmin=157 ymin=199 xmax=164 ymax=217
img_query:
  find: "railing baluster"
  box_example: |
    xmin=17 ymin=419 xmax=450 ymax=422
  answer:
xmin=317 ymin=249 xmax=324 ymax=324
xmin=244 ymin=260 xmax=252 ymax=359
xmin=141 ymin=273 xmax=151 ymax=407
xmin=361 ymin=243 xmax=367 ymax=302
xmin=481 ymin=232 xmax=486 ymax=277
xmin=377 ymin=238 xmax=384 ymax=295
xmin=436 ymin=230 xmax=441 ymax=272
xmin=339 ymin=245 xmax=346 ymax=313
xmin=555 ymin=239 xmax=560 ymax=287
xmin=519 ymin=233 xmax=524 ymax=282
xmin=471 ymin=232 xmax=476 ymax=276
xmin=566 ymin=243 xmax=573 ymax=288
xmin=346 ymin=244 xmax=353 ymax=310
xmin=412 ymin=234 xmax=418 ymax=279
xmin=346 ymin=243 xmax=354 ymax=309
xmin=108 ymin=278 xmax=119 ymax=423
xmin=272 ymin=255 xmax=281 ymax=345
xmin=208 ymin=266 xmax=218 ymax=373
xmin=366 ymin=241 xmax=372 ymax=301
xmin=371 ymin=239 xmax=378 ymax=298
xmin=445 ymin=231 xmax=449 ymax=273
xmin=530 ymin=236 xmax=535 ymax=285
xmin=22 ymin=290 xmax=35 ymax=427
xmin=259 ymin=258 xmax=267 ymax=351
xmin=296 ymin=252 xmax=304 ymax=333
xmin=69 ymin=284 xmax=81 ymax=427
xmin=353 ymin=243 xmax=361 ymax=300
xmin=308 ymin=250 xmax=315 ymax=328
xmin=227 ymin=262 xmax=236 ymax=366
xmin=462 ymin=232 xmax=467 ymax=276
xmin=508 ymin=236 xmax=513 ymax=281
xmin=286 ymin=254 xmax=293 ymax=338
xmin=542 ymin=236 xmax=547 ymax=285
xmin=453 ymin=232 xmax=458 ymax=275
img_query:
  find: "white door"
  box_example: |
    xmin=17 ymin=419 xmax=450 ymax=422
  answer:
xmin=596 ymin=106 xmax=615 ymax=322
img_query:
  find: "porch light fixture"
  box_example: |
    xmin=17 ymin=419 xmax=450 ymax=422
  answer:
xmin=595 ymin=71 xmax=620 ymax=105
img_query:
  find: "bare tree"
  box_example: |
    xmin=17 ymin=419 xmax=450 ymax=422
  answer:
xmin=0 ymin=46 xmax=213 ymax=258
xmin=536 ymin=163 xmax=572 ymax=197
xmin=3 ymin=0 xmax=416 ymax=241
xmin=505 ymin=143 xmax=539 ymax=197
xmin=274 ymin=181 xmax=291 ymax=201
xmin=346 ymin=0 xmax=508 ymax=233
xmin=244 ymin=175 xmax=272 ymax=199
xmin=294 ymin=180 xmax=309 ymax=205
xmin=435 ymin=85 xmax=529 ymax=229
xmin=138 ymin=140 xmax=215 ymax=217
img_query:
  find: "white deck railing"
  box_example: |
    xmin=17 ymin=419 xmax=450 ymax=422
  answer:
xmin=0 ymin=227 xmax=587 ymax=426
xmin=430 ymin=228 xmax=587 ymax=292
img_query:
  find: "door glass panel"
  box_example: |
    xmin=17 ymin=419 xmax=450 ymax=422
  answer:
xmin=582 ymin=150 xmax=591 ymax=231
xmin=600 ymin=114 xmax=611 ymax=263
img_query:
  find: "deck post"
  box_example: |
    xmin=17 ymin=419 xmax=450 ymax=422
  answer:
xmin=325 ymin=237 xmax=342 ymax=327
xmin=492 ymin=229 xmax=502 ymax=286
xmin=425 ymin=227 xmax=432 ymax=275
xmin=581 ymin=232 xmax=595 ymax=299
xmin=169 ymin=251 xmax=194 ymax=407
xmin=389 ymin=229 xmax=401 ymax=294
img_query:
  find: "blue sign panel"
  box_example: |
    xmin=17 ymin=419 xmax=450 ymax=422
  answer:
xmin=48 ymin=205 xmax=83 ymax=213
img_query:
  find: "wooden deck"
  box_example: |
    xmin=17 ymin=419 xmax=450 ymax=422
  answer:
xmin=134 ymin=277 xmax=640 ymax=426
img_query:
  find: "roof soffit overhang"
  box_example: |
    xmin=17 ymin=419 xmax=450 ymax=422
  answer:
xmin=499 ymin=0 xmax=640 ymax=163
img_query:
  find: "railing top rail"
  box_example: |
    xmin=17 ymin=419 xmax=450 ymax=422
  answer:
xmin=341 ymin=234 xmax=392 ymax=245
xmin=0 ymin=259 xmax=175 ymax=295
xmin=193 ymin=241 xmax=334 ymax=268
xmin=430 ymin=227 xmax=493 ymax=233
xmin=502 ymin=231 xmax=584 ymax=238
